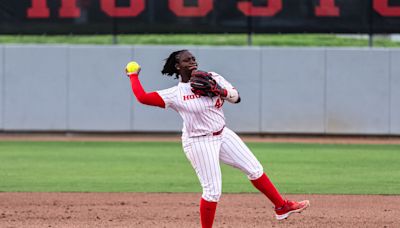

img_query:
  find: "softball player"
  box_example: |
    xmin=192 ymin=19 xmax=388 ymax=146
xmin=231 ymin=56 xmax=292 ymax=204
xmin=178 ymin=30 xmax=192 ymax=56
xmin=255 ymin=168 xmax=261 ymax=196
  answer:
xmin=126 ymin=50 xmax=309 ymax=228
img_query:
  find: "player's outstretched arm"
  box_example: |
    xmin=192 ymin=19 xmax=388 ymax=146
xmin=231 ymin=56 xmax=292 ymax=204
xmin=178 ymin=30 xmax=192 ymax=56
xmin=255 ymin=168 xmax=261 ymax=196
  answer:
xmin=126 ymin=62 xmax=166 ymax=108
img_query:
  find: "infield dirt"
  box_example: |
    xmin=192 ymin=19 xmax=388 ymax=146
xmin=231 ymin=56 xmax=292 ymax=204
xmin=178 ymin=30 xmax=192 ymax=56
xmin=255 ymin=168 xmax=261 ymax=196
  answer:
xmin=0 ymin=192 xmax=399 ymax=228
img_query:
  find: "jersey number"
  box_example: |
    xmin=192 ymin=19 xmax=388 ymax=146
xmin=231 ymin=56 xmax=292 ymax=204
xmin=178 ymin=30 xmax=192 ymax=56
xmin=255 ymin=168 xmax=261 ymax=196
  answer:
xmin=215 ymin=98 xmax=224 ymax=109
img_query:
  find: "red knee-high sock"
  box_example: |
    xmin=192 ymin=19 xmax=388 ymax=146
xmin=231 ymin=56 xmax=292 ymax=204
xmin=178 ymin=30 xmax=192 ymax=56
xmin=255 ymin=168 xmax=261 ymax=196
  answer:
xmin=251 ymin=173 xmax=285 ymax=208
xmin=200 ymin=198 xmax=217 ymax=228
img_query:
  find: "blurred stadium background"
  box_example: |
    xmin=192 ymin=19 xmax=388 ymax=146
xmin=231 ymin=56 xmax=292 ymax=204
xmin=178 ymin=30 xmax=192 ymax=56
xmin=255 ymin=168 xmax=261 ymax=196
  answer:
xmin=0 ymin=0 xmax=400 ymax=136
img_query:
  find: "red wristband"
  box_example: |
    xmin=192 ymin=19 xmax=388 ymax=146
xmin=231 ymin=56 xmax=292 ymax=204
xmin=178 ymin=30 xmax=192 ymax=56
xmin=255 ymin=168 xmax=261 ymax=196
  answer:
xmin=128 ymin=73 xmax=139 ymax=77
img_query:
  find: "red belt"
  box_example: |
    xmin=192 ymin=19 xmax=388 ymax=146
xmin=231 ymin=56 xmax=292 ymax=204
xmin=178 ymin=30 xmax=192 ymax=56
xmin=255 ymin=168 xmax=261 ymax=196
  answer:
xmin=212 ymin=126 xmax=225 ymax=136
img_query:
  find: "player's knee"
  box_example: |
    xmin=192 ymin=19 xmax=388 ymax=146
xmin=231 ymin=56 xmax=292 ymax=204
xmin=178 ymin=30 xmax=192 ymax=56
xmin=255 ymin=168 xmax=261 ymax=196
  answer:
xmin=202 ymin=192 xmax=221 ymax=202
xmin=202 ymin=188 xmax=222 ymax=202
xmin=247 ymin=164 xmax=264 ymax=180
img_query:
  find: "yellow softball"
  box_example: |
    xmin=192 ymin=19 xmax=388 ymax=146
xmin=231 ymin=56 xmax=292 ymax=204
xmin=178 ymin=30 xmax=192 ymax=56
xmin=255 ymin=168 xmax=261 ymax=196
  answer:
xmin=125 ymin=61 xmax=141 ymax=74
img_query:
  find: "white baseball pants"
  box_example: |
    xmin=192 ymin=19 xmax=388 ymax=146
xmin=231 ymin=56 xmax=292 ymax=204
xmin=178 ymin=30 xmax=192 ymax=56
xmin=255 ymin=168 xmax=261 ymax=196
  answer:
xmin=182 ymin=127 xmax=264 ymax=202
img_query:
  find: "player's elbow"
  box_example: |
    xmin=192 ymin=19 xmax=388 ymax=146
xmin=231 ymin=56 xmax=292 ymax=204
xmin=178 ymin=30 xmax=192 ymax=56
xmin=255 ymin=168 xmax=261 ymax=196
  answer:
xmin=136 ymin=96 xmax=148 ymax=105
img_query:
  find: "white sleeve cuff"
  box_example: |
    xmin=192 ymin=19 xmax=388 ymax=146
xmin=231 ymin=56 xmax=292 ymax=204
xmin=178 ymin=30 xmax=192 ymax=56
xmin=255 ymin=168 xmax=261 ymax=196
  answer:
xmin=223 ymin=87 xmax=239 ymax=103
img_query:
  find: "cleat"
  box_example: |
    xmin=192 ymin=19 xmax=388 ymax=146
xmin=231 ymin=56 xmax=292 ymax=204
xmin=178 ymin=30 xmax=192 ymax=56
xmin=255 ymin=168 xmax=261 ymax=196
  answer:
xmin=275 ymin=200 xmax=310 ymax=220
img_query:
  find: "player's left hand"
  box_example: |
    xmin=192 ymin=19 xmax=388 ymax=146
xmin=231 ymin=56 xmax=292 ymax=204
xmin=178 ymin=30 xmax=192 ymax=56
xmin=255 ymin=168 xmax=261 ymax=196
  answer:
xmin=190 ymin=70 xmax=226 ymax=98
xmin=210 ymin=80 xmax=227 ymax=97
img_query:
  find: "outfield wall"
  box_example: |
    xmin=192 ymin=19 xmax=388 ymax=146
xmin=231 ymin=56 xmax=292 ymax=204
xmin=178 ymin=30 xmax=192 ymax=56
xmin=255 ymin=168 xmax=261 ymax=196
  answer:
xmin=0 ymin=45 xmax=399 ymax=135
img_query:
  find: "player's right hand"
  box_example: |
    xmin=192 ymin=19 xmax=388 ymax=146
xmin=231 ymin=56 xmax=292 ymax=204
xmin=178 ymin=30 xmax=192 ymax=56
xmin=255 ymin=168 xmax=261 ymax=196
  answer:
xmin=125 ymin=61 xmax=141 ymax=77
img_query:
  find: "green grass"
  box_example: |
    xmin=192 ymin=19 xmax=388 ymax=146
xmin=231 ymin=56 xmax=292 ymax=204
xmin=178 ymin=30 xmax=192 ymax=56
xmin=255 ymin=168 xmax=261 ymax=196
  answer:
xmin=1 ymin=34 xmax=400 ymax=47
xmin=0 ymin=141 xmax=399 ymax=194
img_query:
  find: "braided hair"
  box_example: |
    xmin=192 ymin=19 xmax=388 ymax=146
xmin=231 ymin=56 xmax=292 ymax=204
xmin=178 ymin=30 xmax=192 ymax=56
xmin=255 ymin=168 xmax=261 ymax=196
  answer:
xmin=161 ymin=49 xmax=187 ymax=79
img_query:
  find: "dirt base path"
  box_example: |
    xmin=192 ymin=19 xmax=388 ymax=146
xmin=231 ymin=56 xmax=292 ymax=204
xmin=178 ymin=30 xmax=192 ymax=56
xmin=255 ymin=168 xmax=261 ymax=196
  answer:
xmin=1 ymin=193 xmax=399 ymax=228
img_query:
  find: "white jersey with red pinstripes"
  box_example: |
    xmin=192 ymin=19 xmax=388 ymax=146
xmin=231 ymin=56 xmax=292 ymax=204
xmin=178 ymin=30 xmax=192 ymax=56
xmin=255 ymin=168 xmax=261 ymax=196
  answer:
xmin=157 ymin=72 xmax=233 ymax=138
